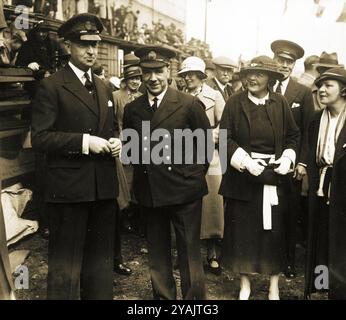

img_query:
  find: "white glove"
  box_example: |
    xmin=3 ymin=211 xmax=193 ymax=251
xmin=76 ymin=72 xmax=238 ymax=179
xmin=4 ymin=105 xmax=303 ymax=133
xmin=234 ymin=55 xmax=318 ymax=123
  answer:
xmin=274 ymin=156 xmax=292 ymax=175
xmin=242 ymin=156 xmax=267 ymax=176
xmin=28 ymin=62 xmax=40 ymax=71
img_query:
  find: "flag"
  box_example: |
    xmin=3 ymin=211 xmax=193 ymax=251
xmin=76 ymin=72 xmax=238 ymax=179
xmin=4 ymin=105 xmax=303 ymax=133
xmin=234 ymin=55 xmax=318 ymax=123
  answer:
xmin=336 ymin=2 xmax=346 ymax=22
xmin=282 ymin=0 xmax=288 ymax=15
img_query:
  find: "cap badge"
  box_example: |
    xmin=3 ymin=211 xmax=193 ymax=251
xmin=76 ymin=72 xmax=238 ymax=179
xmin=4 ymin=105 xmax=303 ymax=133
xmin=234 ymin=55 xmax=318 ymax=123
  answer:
xmin=148 ymin=51 xmax=157 ymax=60
xmin=85 ymin=21 xmax=92 ymax=31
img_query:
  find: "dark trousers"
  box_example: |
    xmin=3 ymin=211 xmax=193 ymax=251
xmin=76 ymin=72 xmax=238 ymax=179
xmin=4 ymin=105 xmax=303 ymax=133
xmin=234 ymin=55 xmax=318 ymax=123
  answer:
xmin=285 ymin=178 xmax=303 ymax=268
xmin=143 ymin=199 xmax=205 ymax=300
xmin=47 ymin=200 xmax=117 ymax=300
xmin=114 ymin=208 xmax=122 ymax=265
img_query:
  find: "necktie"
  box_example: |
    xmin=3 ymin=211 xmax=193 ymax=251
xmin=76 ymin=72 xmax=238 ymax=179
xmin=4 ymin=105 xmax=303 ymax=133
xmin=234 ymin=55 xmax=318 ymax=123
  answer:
xmin=152 ymin=97 xmax=158 ymax=112
xmin=84 ymin=72 xmax=94 ymax=94
xmin=223 ymin=86 xmax=229 ymax=100
xmin=275 ymin=81 xmax=282 ymax=94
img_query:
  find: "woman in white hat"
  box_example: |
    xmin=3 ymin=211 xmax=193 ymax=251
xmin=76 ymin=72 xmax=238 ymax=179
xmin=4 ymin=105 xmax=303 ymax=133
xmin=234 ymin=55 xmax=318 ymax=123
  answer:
xmin=178 ymin=56 xmax=225 ymax=275
xmin=219 ymin=55 xmax=300 ymax=299
xmin=305 ymin=68 xmax=346 ymax=300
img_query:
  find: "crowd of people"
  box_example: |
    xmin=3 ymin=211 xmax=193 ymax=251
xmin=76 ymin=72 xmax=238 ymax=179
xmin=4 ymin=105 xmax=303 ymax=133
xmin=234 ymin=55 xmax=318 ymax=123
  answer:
xmin=0 ymin=0 xmax=212 ymax=60
xmin=0 ymin=9 xmax=346 ymax=301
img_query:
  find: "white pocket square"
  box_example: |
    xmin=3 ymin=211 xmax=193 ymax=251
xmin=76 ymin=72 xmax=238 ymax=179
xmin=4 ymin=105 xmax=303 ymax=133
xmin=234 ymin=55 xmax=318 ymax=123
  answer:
xmin=108 ymin=100 xmax=113 ymax=107
xmin=291 ymin=103 xmax=301 ymax=109
xmin=343 ymin=143 xmax=346 ymax=149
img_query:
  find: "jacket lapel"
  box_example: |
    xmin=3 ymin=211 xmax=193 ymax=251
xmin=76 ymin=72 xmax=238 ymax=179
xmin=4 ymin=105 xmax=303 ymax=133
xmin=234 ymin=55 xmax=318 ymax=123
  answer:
xmin=334 ymin=121 xmax=346 ymax=165
xmin=151 ymin=88 xmax=182 ymax=130
xmin=93 ymin=75 xmax=109 ymax=134
xmin=285 ymin=78 xmax=299 ymax=106
xmin=239 ymin=94 xmax=251 ymax=128
xmin=62 ymin=65 xmax=98 ymax=116
xmin=265 ymin=95 xmax=281 ymax=155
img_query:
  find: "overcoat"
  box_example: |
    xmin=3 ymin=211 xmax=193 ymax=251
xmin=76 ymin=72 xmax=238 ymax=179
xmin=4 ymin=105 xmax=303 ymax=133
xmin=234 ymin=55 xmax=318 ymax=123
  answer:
xmin=305 ymin=111 xmax=346 ymax=299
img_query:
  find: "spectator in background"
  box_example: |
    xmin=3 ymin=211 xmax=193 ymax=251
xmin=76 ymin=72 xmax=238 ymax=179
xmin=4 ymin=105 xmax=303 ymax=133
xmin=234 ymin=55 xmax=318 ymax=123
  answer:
xmin=231 ymin=72 xmax=245 ymax=93
xmin=299 ymin=55 xmax=320 ymax=88
xmin=34 ymin=0 xmax=57 ymax=18
xmin=312 ymin=52 xmax=344 ymax=112
xmin=0 ymin=29 xmax=26 ymax=66
xmin=204 ymin=59 xmax=215 ymax=82
xmin=16 ymin=21 xmax=54 ymax=74
xmin=206 ymin=56 xmax=237 ymax=103
xmin=1 ymin=0 xmax=8 ymax=32
xmin=178 ymin=56 xmax=225 ymax=276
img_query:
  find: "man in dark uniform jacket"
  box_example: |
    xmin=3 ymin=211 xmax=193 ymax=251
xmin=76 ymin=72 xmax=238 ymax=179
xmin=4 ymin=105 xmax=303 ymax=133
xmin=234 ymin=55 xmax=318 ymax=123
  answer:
xmin=31 ymin=14 xmax=121 ymax=300
xmin=206 ymin=56 xmax=237 ymax=103
xmin=271 ymin=40 xmax=314 ymax=279
xmin=123 ymin=46 xmax=212 ymax=300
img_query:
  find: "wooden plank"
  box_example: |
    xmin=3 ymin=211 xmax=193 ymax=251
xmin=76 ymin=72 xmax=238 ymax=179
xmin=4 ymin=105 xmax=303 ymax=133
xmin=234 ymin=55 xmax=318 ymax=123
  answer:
xmin=0 ymin=77 xmax=35 ymax=83
xmin=0 ymin=128 xmax=29 ymax=139
xmin=0 ymin=150 xmax=35 ymax=181
xmin=0 ymin=100 xmax=31 ymax=107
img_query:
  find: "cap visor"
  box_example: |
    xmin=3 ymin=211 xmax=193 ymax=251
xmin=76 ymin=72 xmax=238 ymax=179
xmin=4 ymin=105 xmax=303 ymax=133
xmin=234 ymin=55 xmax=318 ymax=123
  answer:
xmin=277 ymin=53 xmax=295 ymax=61
xmin=140 ymin=61 xmax=168 ymax=69
xmin=80 ymin=34 xmax=102 ymax=41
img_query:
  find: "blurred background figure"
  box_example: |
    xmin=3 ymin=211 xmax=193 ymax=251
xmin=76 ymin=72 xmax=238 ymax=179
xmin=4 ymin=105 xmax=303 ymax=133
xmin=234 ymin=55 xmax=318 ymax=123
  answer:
xmin=0 ymin=28 xmax=26 ymax=66
xmin=231 ymin=71 xmax=245 ymax=93
xmin=299 ymin=55 xmax=320 ymax=88
xmin=178 ymin=56 xmax=224 ymax=276
xmin=204 ymin=59 xmax=216 ymax=81
xmin=206 ymin=56 xmax=237 ymax=103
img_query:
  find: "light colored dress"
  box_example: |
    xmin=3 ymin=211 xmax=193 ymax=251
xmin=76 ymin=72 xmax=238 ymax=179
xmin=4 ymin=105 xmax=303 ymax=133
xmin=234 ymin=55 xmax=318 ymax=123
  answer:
xmin=194 ymin=83 xmax=225 ymax=239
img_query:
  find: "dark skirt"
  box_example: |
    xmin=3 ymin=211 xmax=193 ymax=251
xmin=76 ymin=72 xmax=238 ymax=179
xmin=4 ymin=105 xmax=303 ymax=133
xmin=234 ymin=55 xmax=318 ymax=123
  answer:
xmin=221 ymin=184 xmax=286 ymax=275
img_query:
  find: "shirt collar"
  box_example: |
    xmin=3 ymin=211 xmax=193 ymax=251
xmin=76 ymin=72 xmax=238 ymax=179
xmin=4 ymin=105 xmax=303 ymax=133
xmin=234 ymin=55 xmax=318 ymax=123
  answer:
xmin=248 ymin=91 xmax=269 ymax=105
xmin=214 ymin=77 xmax=226 ymax=91
xmin=275 ymin=77 xmax=290 ymax=94
xmin=147 ymin=87 xmax=168 ymax=107
xmin=69 ymin=62 xmax=92 ymax=84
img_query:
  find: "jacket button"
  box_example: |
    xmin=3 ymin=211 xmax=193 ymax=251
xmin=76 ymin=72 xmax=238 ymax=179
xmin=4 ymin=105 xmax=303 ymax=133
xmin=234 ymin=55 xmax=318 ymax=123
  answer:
xmin=143 ymin=136 xmax=148 ymax=141
xmin=144 ymin=170 xmax=147 ymax=174
xmin=165 ymin=134 xmax=169 ymax=139
xmin=168 ymin=166 xmax=172 ymax=171
xmin=165 ymin=145 xmax=169 ymax=150
xmin=88 ymin=128 xmax=92 ymax=133
xmin=166 ymin=156 xmax=170 ymax=160
xmin=144 ymin=147 xmax=148 ymax=152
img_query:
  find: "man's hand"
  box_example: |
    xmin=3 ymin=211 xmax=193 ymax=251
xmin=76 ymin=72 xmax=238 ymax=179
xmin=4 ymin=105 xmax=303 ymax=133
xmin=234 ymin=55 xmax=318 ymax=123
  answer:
xmin=293 ymin=164 xmax=307 ymax=181
xmin=89 ymin=136 xmax=112 ymax=154
xmin=274 ymin=156 xmax=292 ymax=175
xmin=243 ymin=157 xmax=267 ymax=176
xmin=109 ymin=138 xmax=122 ymax=157
xmin=28 ymin=62 xmax=40 ymax=71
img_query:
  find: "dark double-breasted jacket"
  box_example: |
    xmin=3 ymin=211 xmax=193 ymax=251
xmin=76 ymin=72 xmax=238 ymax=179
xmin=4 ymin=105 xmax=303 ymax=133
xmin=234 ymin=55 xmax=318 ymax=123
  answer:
xmin=284 ymin=78 xmax=314 ymax=165
xmin=122 ymin=87 xmax=212 ymax=208
xmin=31 ymin=65 xmax=119 ymax=203
xmin=218 ymin=90 xmax=300 ymax=201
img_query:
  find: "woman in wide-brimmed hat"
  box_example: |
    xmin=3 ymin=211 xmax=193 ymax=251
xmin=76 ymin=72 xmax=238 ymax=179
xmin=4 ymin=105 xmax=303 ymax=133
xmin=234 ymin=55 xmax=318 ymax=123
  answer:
xmin=305 ymin=68 xmax=346 ymax=300
xmin=178 ymin=56 xmax=225 ymax=276
xmin=219 ymin=55 xmax=300 ymax=299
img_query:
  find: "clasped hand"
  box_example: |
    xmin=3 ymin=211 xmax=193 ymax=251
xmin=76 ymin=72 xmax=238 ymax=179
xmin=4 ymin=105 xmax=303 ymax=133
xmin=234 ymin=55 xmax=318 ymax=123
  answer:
xmin=243 ymin=157 xmax=267 ymax=176
xmin=89 ymin=136 xmax=122 ymax=157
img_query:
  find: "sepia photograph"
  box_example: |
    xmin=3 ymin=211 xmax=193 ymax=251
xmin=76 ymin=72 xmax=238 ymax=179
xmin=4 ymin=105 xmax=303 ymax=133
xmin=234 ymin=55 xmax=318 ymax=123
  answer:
xmin=0 ymin=0 xmax=345 ymax=306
